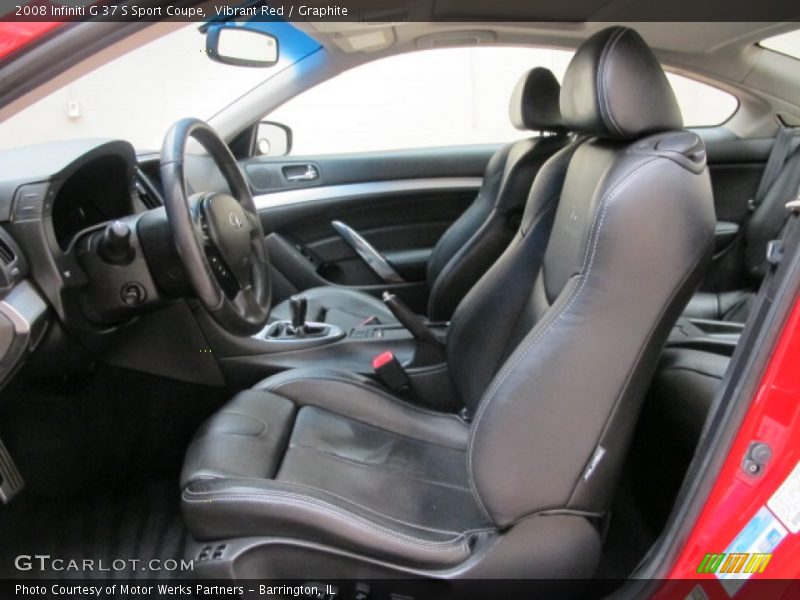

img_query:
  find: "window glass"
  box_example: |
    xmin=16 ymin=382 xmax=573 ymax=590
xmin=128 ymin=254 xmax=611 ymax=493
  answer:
xmin=269 ymin=47 xmax=573 ymax=155
xmin=270 ymin=46 xmax=739 ymax=155
xmin=760 ymin=29 xmax=800 ymax=60
xmin=666 ymin=73 xmax=738 ymax=127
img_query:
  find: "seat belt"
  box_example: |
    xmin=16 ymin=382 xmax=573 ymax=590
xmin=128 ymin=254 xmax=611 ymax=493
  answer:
xmin=749 ymin=120 xmax=796 ymax=211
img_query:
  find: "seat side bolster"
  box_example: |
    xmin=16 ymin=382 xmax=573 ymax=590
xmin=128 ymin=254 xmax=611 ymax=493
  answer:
xmin=180 ymin=390 xmax=296 ymax=489
xmin=256 ymin=368 xmax=469 ymax=450
xmin=182 ymin=479 xmax=485 ymax=568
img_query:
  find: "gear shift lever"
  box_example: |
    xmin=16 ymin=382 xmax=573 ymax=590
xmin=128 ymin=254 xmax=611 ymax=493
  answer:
xmin=289 ymin=295 xmax=307 ymax=336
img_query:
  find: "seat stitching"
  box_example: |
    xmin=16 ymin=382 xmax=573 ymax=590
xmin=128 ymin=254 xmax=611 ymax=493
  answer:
xmin=264 ymin=375 xmax=467 ymax=425
xmin=286 ymin=442 xmax=473 ymax=493
xmin=564 ymin=235 xmax=716 ymax=508
xmin=447 ymin=193 xmax=561 ymax=363
xmin=426 ymin=173 xmax=496 ymax=281
xmin=183 ymin=489 xmax=471 ymax=551
xmin=446 ymin=142 xmax=582 ymax=350
xmin=466 ymin=157 xmax=660 ymax=522
xmin=428 ymin=140 xmax=562 ymax=318
xmin=267 ymin=479 xmax=482 ymax=535
xmin=598 ymin=28 xmax=627 ymax=138
xmin=427 ymin=207 xmax=501 ymax=319
xmin=199 ymin=410 xmax=270 ymax=438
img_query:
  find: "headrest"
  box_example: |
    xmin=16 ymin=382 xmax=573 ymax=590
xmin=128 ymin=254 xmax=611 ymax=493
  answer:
xmin=560 ymin=26 xmax=683 ymax=140
xmin=509 ymin=67 xmax=565 ymax=133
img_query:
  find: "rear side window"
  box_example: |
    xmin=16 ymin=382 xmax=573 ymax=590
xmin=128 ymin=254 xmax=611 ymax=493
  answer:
xmin=666 ymin=73 xmax=738 ymax=127
xmin=760 ymin=29 xmax=800 ymax=60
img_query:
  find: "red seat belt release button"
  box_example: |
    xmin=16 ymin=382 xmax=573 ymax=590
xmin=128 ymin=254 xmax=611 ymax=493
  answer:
xmin=372 ymin=351 xmax=411 ymax=392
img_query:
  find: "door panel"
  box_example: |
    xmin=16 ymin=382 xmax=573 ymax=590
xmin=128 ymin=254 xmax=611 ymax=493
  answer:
xmin=245 ymin=146 xmax=493 ymax=312
xmin=243 ymin=145 xmax=497 ymax=194
xmin=248 ymin=131 xmax=790 ymax=314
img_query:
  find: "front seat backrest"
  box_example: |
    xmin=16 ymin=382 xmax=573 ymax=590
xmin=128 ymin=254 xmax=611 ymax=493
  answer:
xmin=447 ymin=26 xmax=716 ymax=526
xmin=425 ymin=67 xmax=568 ymax=321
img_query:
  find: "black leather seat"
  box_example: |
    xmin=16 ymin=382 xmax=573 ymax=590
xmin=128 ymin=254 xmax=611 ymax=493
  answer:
xmin=684 ymin=143 xmax=800 ymax=323
xmin=647 ymin=348 xmax=729 ymax=453
xmin=631 ymin=348 xmax=730 ymax=524
xmin=270 ymin=67 xmax=569 ymax=328
xmin=181 ymin=27 xmax=716 ymax=578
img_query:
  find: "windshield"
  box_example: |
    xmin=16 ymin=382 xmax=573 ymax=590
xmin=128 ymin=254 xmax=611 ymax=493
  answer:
xmin=0 ymin=22 xmax=315 ymax=152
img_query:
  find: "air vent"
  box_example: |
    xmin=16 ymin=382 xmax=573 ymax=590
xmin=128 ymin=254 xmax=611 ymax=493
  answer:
xmin=134 ymin=168 xmax=164 ymax=209
xmin=0 ymin=238 xmax=15 ymax=264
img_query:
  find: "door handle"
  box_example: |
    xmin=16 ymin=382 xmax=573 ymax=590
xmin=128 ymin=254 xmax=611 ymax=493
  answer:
xmin=331 ymin=220 xmax=405 ymax=284
xmin=284 ymin=164 xmax=319 ymax=182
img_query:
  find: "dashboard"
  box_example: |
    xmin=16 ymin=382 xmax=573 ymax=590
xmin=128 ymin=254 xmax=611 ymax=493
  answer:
xmin=0 ymin=139 xmax=162 ymax=390
xmin=50 ymin=153 xmax=136 ymax=251
xmin=0 ymin=137 xmax=238 ymax=392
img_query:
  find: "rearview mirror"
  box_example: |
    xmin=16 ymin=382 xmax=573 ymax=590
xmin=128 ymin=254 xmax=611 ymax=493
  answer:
xmin=206 ymin=25 xmax=279 ymax=68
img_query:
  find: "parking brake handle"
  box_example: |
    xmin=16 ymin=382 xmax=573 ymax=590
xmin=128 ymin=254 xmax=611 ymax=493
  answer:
xmin=382 ymin=292 xmax=445 ymax=356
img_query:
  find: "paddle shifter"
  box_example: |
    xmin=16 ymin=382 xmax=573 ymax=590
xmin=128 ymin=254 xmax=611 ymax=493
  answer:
xmin=289 ymin=295 xmax=307 ymax=336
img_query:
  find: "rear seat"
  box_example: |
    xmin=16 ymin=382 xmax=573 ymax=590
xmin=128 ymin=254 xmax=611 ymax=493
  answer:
xmin=685 ymin=140 xmax=800 ymax=323
xmin=629 ymin=348 xmax=730 ymax=529
xmin=649 ymin=348 xmax=729 ymax=446
xmin=636 ymin=137 xmax=797 ymax=526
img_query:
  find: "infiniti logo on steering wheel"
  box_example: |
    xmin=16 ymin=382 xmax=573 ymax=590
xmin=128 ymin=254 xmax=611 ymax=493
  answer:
xmin=228 ymin=211 xmax=244 ymax=230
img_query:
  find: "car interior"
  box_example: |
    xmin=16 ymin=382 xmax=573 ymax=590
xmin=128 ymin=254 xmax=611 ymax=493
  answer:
xmin=0 ymin=13 xmax=799 ymax=596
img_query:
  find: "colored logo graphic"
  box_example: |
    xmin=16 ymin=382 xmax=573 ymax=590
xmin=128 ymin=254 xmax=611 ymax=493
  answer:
xmin=696 ymin=552 xmax=773 ymax=575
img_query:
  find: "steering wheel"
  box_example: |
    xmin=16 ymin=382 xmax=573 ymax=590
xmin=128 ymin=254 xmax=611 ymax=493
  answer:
xmin=160 ymin=118 xmax=271 ymax=336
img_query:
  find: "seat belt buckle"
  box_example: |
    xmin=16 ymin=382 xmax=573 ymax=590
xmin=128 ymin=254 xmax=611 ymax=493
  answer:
xmin=372 ymin=351 xmax=412 ymax=393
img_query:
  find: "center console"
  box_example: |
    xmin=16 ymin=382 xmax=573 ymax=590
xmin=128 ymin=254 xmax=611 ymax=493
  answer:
xmin=199 ymin=292 xmax=457 ymax=410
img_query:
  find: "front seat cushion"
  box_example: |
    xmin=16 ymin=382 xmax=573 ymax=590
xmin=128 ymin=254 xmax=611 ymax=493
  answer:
xmin=181 ymin=369 xmax=490 ymax=568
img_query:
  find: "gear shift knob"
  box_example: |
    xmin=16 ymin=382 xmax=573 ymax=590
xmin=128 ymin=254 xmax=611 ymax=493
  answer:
xmin=289 ymin=295 xmax=307 ymax=334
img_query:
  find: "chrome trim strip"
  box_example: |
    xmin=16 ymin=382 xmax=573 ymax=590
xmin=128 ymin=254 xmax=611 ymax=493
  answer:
xmin=0 ymin=281 xmax=47 ymax=388
xmin=254 ymin=177 xmax=482 ymax=210
xmin=0 ymin=281 xmax=47 ymax=336
xmin=331 ymin=220 xmax=405 ymax=284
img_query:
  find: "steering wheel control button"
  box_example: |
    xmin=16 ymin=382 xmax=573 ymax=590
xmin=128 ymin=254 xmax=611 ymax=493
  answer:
xmin=209 ymin=254 xmax=227 ymax=276
xmin=202 ymin=193 xmax=252 ymax=266
xmin=120 ymin=282 xmax=147 ymax=306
